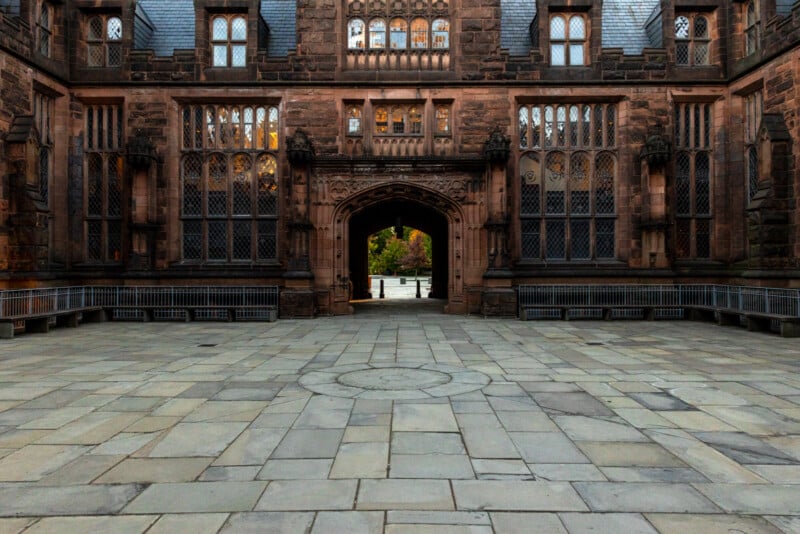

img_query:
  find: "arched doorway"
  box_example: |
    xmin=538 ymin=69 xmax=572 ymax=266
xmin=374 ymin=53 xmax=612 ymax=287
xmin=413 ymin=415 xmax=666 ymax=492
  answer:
xmin=326 ymin=183 xmax=466 ymax=314
xmin=349 ymin=199 xmax=447 ymax=300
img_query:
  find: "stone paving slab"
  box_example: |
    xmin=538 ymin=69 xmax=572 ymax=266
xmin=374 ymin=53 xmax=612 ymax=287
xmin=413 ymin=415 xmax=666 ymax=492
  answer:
xmin=2 ymin=312 xmax=800 ymax=530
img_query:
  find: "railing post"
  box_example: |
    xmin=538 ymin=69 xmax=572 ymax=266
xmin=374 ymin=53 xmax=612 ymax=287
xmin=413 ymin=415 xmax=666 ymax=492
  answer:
xmin=379 ymin=279 xmax=385 ymax=299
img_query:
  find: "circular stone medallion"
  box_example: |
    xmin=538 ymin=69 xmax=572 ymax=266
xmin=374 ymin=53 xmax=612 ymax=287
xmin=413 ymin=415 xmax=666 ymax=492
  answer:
xmin=298 ymin=363 xmax=490 ymax=399
xmin=338 ymin=368 xmax=451 ymax=390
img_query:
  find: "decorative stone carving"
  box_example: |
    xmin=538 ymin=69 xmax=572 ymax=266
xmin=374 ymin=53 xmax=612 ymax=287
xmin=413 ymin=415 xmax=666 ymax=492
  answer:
xmin=640 ymin=123 xmax=671 ymax=167
xmin=126 ymin=130 xmax=158 ymax=170
xmin=482 ymin=126 xmax=510 ymax=163
xmin=287 ymin=129 xmax=315 ymax=165
xmin=322 ymin=175 xmax=469 ymax=203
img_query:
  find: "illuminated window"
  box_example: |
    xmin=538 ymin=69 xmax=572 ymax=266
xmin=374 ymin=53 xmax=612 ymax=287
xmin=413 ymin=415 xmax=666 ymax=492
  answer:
xmin=519 ymin=103 xmax=616 ymax=261
xmin=211 ymin=15 xmax=247 ymax=67
xmin=374 ymin=104 xmax=424 ymax=136
xmin=347 ymin=106 xmax=363 ymax=135
xmin=550 ymin=15 xmax=586 ymax=66
xmin=351 ymin=17 xmax=448 ymax=50
xmin=348 ymin=19 xmax=366 ymax=49
xmin=181 ymin=104 xmax=279 ymax=262
xmin=87 ymin=15 xmax=122 ymax=67
xmin=435 ymin=105 xmax=450 ymax=135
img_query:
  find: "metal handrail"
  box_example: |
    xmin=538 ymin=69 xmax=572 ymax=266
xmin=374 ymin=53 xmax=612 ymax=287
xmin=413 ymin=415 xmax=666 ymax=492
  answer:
xmin=0 ymin=286 xmax=280 ymax=320
xmin=518 ymin=284 xmax=800 ymax=318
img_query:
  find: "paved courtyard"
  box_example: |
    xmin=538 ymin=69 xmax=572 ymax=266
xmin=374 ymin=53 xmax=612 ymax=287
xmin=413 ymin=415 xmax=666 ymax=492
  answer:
xmin=1 ymin=302 xmax=800 ymax=533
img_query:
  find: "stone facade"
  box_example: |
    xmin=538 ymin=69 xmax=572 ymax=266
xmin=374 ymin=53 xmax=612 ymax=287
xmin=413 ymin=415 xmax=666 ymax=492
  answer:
xmin=1 ymin=0 xmax=799 ymax=316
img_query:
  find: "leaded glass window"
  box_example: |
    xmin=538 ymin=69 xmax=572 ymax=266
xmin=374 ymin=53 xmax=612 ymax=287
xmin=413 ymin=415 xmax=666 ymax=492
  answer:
xmin=745 ymin=1 xmax=759 ymax=55
xmin=348 ymin=19 xmax=366 ymax=49
xmin=744 ymin=90 xmax=762 ymax=203
xmin=33 ymin=91 xmax=54 ymax=203
xmin=37 ymin=1 xmax=52 ymax=57
xmin=87 ymin=14 xmax=122 ymax=67
xmin=673 ymin=102 xmax=713 ymax=259
xmin=211 ymin=15 xmax=247 ymax=67
xmin=518 ymin=103 xmax=617 ymax=261
xmin=675 ymin=13 xmax=711 ymax=66
xmin=181 ymin=104 xmax=279 ymax=263
xmin=347 ymin=106 xmax=363 ymax=135
xmin=84 ymin=104 xmax=123 ymax=263
xmin=549 ymin=14 xmax=587 ymax=66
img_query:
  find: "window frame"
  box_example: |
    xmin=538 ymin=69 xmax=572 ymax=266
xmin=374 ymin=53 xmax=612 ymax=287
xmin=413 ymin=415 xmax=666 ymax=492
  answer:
xmin=373 ymin=104 xmax=424 ymax=136
xmin=348 ymin=17 xmax=448 ymax=50
xmin=744 ymin=1 xmax=759 ymax=56
xmin=180 ymin=104 xmax=280 ymax=264
xmin=673 ymin=102 xmax=714 ymax=260
xmin=86 ymin=14 xmax=123 ymax=67
xmin=518 ymin=103 xmax=618 ymax=262
xmin=549 ymin=14 xmax=587 ymax=67
xmin=675 ymin=12 xmax=711 ymax=66
xmin=36 ymin=1 xmax=53 ymax=57
xmin=211 ymin=14 xmax=248 ymax=68
xmin=84 ymin=104 xmax=124 ymax=264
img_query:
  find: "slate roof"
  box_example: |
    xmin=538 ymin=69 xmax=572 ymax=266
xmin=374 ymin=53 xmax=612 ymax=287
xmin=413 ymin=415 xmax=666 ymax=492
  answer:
xmin=135 ymin=0 xmax=296 ymax=57
xmin=137 ymin=0 xmax=196 ymax=56
xmin=602 ymin=0 xmax=661 ymax=54
xmin=0 ymin=0 xmax=20 ymax=16
xmin=776 ymin=0 xmax=797 ymax=16
xmin=502 ymin=0 xmax=661 ymax=57
xmin=262 ymin=0 xmax=297 ymax=56
xmin=500 ymin=0 xmax=536 ymax=56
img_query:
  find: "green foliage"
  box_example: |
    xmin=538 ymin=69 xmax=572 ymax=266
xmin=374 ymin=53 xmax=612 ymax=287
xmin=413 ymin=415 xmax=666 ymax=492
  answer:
xmin=368 ymin=226 xmax=432 ymax=275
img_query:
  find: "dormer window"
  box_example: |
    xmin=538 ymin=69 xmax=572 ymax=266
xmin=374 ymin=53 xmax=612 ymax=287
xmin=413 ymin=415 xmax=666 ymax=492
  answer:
xmin=675 ymin=13 xmax=710 ymax=66
xmin=212 ymin=15 xmax=247 ymax=67
xmin=87 ymin=15 xmax=122 ymax=67
xmin=550 ymin=14 xmax=586 ymax=66
xmin=745 ymin=1 xmax=759 ymax=55
xmin=36 ymin=1 xmax=52 ymax=57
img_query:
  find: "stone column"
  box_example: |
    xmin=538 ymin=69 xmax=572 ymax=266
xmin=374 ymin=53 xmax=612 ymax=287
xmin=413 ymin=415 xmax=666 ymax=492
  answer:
xmin=125 ymin=131 xmax=159 ymax=271
xmin=281 ymin=130 xmax=316 ymax=317
xmin=481 ymin=127 xmax=516 ymax=316
xmin=639 ymin=124 xmax=671 ymax=268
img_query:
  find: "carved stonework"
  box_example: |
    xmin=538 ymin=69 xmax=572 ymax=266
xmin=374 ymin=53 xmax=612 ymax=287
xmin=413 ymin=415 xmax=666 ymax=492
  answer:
xmin=482 ymin=126 xmax=511 ymax=163
xmin=640 ymin=123 xmax=671 ymax=168
xmin=320 ymin=175 xmax=471 ymax=203
xmin=287 ymin=129 xmax=315 ymax=165
xmin=126 ymin=130 xmax=158 ymax=171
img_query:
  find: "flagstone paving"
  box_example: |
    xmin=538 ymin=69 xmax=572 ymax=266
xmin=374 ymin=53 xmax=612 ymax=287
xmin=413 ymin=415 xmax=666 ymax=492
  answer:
xmin=0 ymin=300 xmax=800 ymax=532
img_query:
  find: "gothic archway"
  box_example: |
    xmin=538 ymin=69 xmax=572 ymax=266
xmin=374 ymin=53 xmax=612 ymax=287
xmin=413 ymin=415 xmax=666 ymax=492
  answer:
xmin=329 ymin=183 xmax=466 ymax=314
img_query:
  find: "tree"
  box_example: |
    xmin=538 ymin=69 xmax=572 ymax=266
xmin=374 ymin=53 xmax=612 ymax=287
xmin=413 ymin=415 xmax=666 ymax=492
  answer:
xmin=374 ymin=237 xmax=408 ymax=275
xmin=400 ymin=230 xmax=430 ymax=279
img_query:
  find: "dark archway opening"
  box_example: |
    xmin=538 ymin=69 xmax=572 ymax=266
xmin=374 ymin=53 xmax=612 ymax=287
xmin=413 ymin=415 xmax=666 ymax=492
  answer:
xmin=349 ymin=199 xmax=448 ymax=301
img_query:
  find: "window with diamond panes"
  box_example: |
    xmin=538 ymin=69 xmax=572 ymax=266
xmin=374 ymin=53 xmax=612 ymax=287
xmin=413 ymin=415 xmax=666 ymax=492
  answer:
xmin=675 ymin=13 xmax=711 ymax=66
xmin=549 ymin=14 xmax=586 ymax=66
xmin=84 ymin=105 xmax=123 ymax=263
xmin=347 ymin=106 xmax=363 ymax=135
xmin=33 ymin=91 xmax=54 ymax=204
xmin=212 ymin=15 xmax=247 ymax=67
xmin=348 ymin=17 xmax=447 ymax=50
xmin=744 ymin=90 xmax=762 ymax=204
xmin=518 ymin=103 xmax=617 ymax=261
xmin=674 ymin=102 xmax=713 ymax=259
xmin=37 ymin=1 xmax=52 ymax=57
xmin=87 ymin=15 xmax=122 ymax=67
xmin=181 ymin=104 xmax=279 ymax=263
xmin=745 ymin=1 xmax=759 ymax=55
